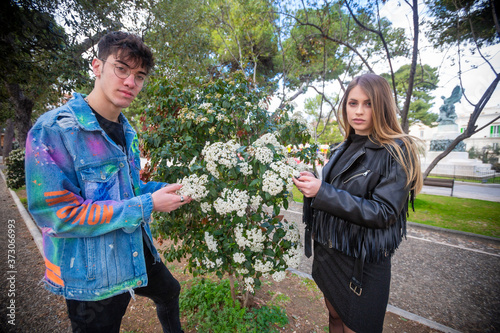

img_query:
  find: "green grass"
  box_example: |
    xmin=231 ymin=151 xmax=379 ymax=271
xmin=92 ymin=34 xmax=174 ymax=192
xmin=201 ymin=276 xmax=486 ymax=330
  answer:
xmin=292 ymin=186 xmax=304 ymax=203
xmin=292 ymin=186 xmax=500 ymax=238
xmin=408 ymin=194 xmax=500 ymax=238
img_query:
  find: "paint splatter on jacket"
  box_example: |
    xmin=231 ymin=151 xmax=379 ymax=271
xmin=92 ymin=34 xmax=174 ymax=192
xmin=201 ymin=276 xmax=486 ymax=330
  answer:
xmin=25 ymin=93 xmax=164 ymax=301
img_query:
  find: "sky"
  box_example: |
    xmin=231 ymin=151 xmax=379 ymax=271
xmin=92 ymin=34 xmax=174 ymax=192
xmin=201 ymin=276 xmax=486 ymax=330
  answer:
xmin=277 ymin=0 xmax=500 ymax=118
xmin=379 ymin=0 xmax=500 ymax=116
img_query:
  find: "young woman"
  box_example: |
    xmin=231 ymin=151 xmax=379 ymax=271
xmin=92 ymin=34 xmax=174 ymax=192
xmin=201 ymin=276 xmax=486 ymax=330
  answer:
xmin=293 ymin=73 xmax=422 ymax=333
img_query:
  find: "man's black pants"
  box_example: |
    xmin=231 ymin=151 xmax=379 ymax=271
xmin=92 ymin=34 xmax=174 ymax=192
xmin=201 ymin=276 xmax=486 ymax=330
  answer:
xmin=66 ymin=246 xmax=182 ymax=333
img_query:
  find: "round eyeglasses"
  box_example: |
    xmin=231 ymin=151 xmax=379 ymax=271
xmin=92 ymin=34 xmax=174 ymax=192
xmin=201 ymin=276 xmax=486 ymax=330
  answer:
xmin=99 ymin=59 xmax=148 ymax=87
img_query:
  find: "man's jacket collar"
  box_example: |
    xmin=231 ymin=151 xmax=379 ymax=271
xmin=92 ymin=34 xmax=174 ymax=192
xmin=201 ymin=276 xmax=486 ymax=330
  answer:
xmin=69 ymin=93 xmax=128 ymax=132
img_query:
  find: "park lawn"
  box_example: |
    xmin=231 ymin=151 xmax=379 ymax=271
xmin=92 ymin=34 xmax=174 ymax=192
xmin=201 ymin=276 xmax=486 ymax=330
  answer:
xmin=409 ymin=194 xmax=500 ymax=238
xmin=292 ymin=186 xmax=500 ymax=239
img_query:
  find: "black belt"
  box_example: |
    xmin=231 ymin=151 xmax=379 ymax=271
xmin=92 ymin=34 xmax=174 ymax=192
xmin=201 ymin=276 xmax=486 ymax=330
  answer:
xmin=350 ymin=243 xmax=366 ymax=296
xmin=304 ymin=227 xmax=312 ymax=258
xmin=303 ymin=197 xmax=313 ymax=258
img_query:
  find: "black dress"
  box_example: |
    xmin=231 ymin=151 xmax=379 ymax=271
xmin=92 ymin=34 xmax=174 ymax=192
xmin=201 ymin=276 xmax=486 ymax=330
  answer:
xmin=312 ymin=134 xmax=392 ymax=333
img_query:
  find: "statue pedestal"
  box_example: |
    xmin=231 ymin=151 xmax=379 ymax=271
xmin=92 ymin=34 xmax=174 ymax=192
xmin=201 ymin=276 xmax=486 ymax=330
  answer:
xmin=433 ymin=124 xmax=459 ymax=139
xmin=423 ymin=123 xmax=493 ymax=179
xmin=429 ymin=124 xmax=466 ymax=152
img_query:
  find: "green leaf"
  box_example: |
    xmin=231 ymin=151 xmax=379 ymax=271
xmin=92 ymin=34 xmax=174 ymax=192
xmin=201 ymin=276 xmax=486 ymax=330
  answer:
xmin=249 ymin=179 xmax=260 ymax=187
xmin=283 ymin=200 xmax=289 ymax=210
xmin=264 ymin=249 xmax=274 ymax=257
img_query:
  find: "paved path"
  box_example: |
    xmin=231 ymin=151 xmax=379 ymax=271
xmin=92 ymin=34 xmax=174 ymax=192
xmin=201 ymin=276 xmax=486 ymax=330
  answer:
xmin=0 ymin=170 xmax=72 ymax=332
xmin=420 ymin=182 xmax=500 ymax=202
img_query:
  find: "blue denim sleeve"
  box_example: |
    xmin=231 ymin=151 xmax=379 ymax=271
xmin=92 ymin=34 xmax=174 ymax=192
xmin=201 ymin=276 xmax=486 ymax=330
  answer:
xmin=26 ymin=124 xmax=153 ymax=238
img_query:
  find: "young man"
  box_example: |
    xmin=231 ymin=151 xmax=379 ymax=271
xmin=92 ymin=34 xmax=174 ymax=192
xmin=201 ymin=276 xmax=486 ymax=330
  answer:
xmin=25 ymin=31 xmax=190 ymax=333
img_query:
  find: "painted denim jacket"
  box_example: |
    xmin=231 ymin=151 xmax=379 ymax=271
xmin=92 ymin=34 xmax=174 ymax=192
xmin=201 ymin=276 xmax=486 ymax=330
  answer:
xmin=25 ymin=93 xmax=164 ymax=301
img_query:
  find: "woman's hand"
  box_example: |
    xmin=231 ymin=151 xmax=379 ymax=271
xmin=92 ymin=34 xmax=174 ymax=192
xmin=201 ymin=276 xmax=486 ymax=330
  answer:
xmin=292 ymin=171 xmax=322 ymax=198
xmin=151 ymin=184 xmax=192 ymax=212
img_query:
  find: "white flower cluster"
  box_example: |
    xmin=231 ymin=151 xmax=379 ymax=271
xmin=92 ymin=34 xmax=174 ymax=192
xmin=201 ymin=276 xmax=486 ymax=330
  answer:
xmin=258 ymin=99 xmax=268 ymax=110
xmin=287 ymin=157 xmax=307 ymax=174
xmin=249 ymin=195 xmax=262 ymax=210
xmin=236 ymin=267 xmax=249 ymax=275
xmin=272 ymin=271 xmax=286 ymax=282
xmin=291 ymin=112 xmax=308 ymax=126
xmin=204 ymin=232 xmax=218 ymax=252
xmin=254 ymin=146 xmax=274 ymax=164
xmin=213 ymin=188 xmax=249 ymax=217
xmin=199 ymin=102 xmax=212 ymax=110
xmin=202 ymin=256 xmax=215 ymax=269
xmin=202 ymin=141 xmax=240 ymax=178
xmin=195 ymin=115 xmax=209 ymax=124
xmin=283 ymin=246 xmax=301 ymax=269
xmin=238 ymin=162 xmax=253 ymax=176
xmin=252 ymin=133 xmax=288 ymax=156
xmin=254 ymin=259 xmax=273 ymax=274
xmin=235 ymin=224 xmax=266 ymax=252
xmin=230 ymin=218 xmax=301 ymax=287
xmin=262 ymin=170 xmax=284 ymax=196
xmin=253 ymin=133 xmax=282 ymax=150
xmin=178 ymin=107 xmax=196 ymax=121
xmin=291 ymin=112 xmax=314 ymax=136
xmin=177 ymin=174 xmax=209 ymax=200
xmin=270 ymin=160 xmax=291 ymax=178
xmin=202 ymin=256 xmax=223 ymax=269
xmin=280 ymin=219 xmax=300 ymax=243
xmin=233 ymin=252 xmax=246 ymax=264
xmin=244 ymin=277 xmax=254 ymax=293
xmin=262 ymin=158 xmax=299 ymax=195
xmin=215 ymin=113 xmax=230 ymax=123
xmin=200 ymin=202 xmax=212 ymax=213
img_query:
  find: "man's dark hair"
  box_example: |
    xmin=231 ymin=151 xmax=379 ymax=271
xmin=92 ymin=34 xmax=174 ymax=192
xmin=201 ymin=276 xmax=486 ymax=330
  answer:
xmin=97 ymin=31 xmax=154 ymax=73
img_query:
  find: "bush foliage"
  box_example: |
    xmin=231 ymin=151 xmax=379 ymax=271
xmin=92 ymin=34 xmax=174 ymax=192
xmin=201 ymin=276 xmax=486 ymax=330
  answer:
xmin=5 ymin=148 xmax=26 ymax=189
xmin=180 ymin=278 xmax=288 ymax=332
xmin=141 ymin=71 xmax=319 ymax=295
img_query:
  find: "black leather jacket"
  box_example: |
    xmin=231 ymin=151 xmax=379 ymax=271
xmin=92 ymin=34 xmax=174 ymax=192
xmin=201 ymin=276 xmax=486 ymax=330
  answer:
xmin=304 ymin=137 xmax=413 ymax=263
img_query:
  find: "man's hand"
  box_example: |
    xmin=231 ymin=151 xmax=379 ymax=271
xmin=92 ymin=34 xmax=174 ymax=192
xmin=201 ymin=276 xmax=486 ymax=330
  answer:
xmin=151 ymin=184 xmax=192 ymax=212
xmin=292 ymin=171 xmax=322 ymax=198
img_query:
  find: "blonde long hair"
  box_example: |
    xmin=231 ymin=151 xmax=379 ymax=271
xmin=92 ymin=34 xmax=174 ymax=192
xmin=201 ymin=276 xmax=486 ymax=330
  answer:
xmin=339 ymin=73 xmax=423 ymax=193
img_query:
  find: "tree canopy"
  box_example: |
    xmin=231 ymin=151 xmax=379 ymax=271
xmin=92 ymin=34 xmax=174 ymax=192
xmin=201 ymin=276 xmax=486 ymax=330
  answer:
xmin=425 ymin=0 xmax=499 ymax=48
xmin=382 ymin=64 xmax=439 ymax=127
xmin=7 ymin=0 xmax=487 ymax=151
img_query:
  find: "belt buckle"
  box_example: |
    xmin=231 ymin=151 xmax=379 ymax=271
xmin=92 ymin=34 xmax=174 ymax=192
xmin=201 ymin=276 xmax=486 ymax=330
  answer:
xmin=349 ymin=281 xmax=362 ymax=296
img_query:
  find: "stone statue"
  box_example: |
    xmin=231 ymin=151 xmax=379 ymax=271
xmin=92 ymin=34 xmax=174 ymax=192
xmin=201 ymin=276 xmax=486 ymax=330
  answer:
xmin=436 ymin=85 xmax=463 ymax=125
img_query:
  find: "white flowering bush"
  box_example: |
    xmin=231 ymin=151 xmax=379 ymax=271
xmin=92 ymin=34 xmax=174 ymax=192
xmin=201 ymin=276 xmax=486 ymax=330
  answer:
xmin=5 ymin=148 xmax=26 ymax=189
xmin=141 ymin=72 xmax=319 ymax=301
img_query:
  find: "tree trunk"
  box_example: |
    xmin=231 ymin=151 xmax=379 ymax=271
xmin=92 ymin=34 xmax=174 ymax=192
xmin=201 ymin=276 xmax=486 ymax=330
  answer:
xmin=229 ymin=274 xmax=237 ymax=306
xmin=400 ymin=0 xmax=419 ymax=133
xmin=8 ymin=83 xmax=33 ymax=148
xmin=2 ymin=118 xmax=14 ymax=159
xmin=243 ymin=290 xmax=250 ymax=308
